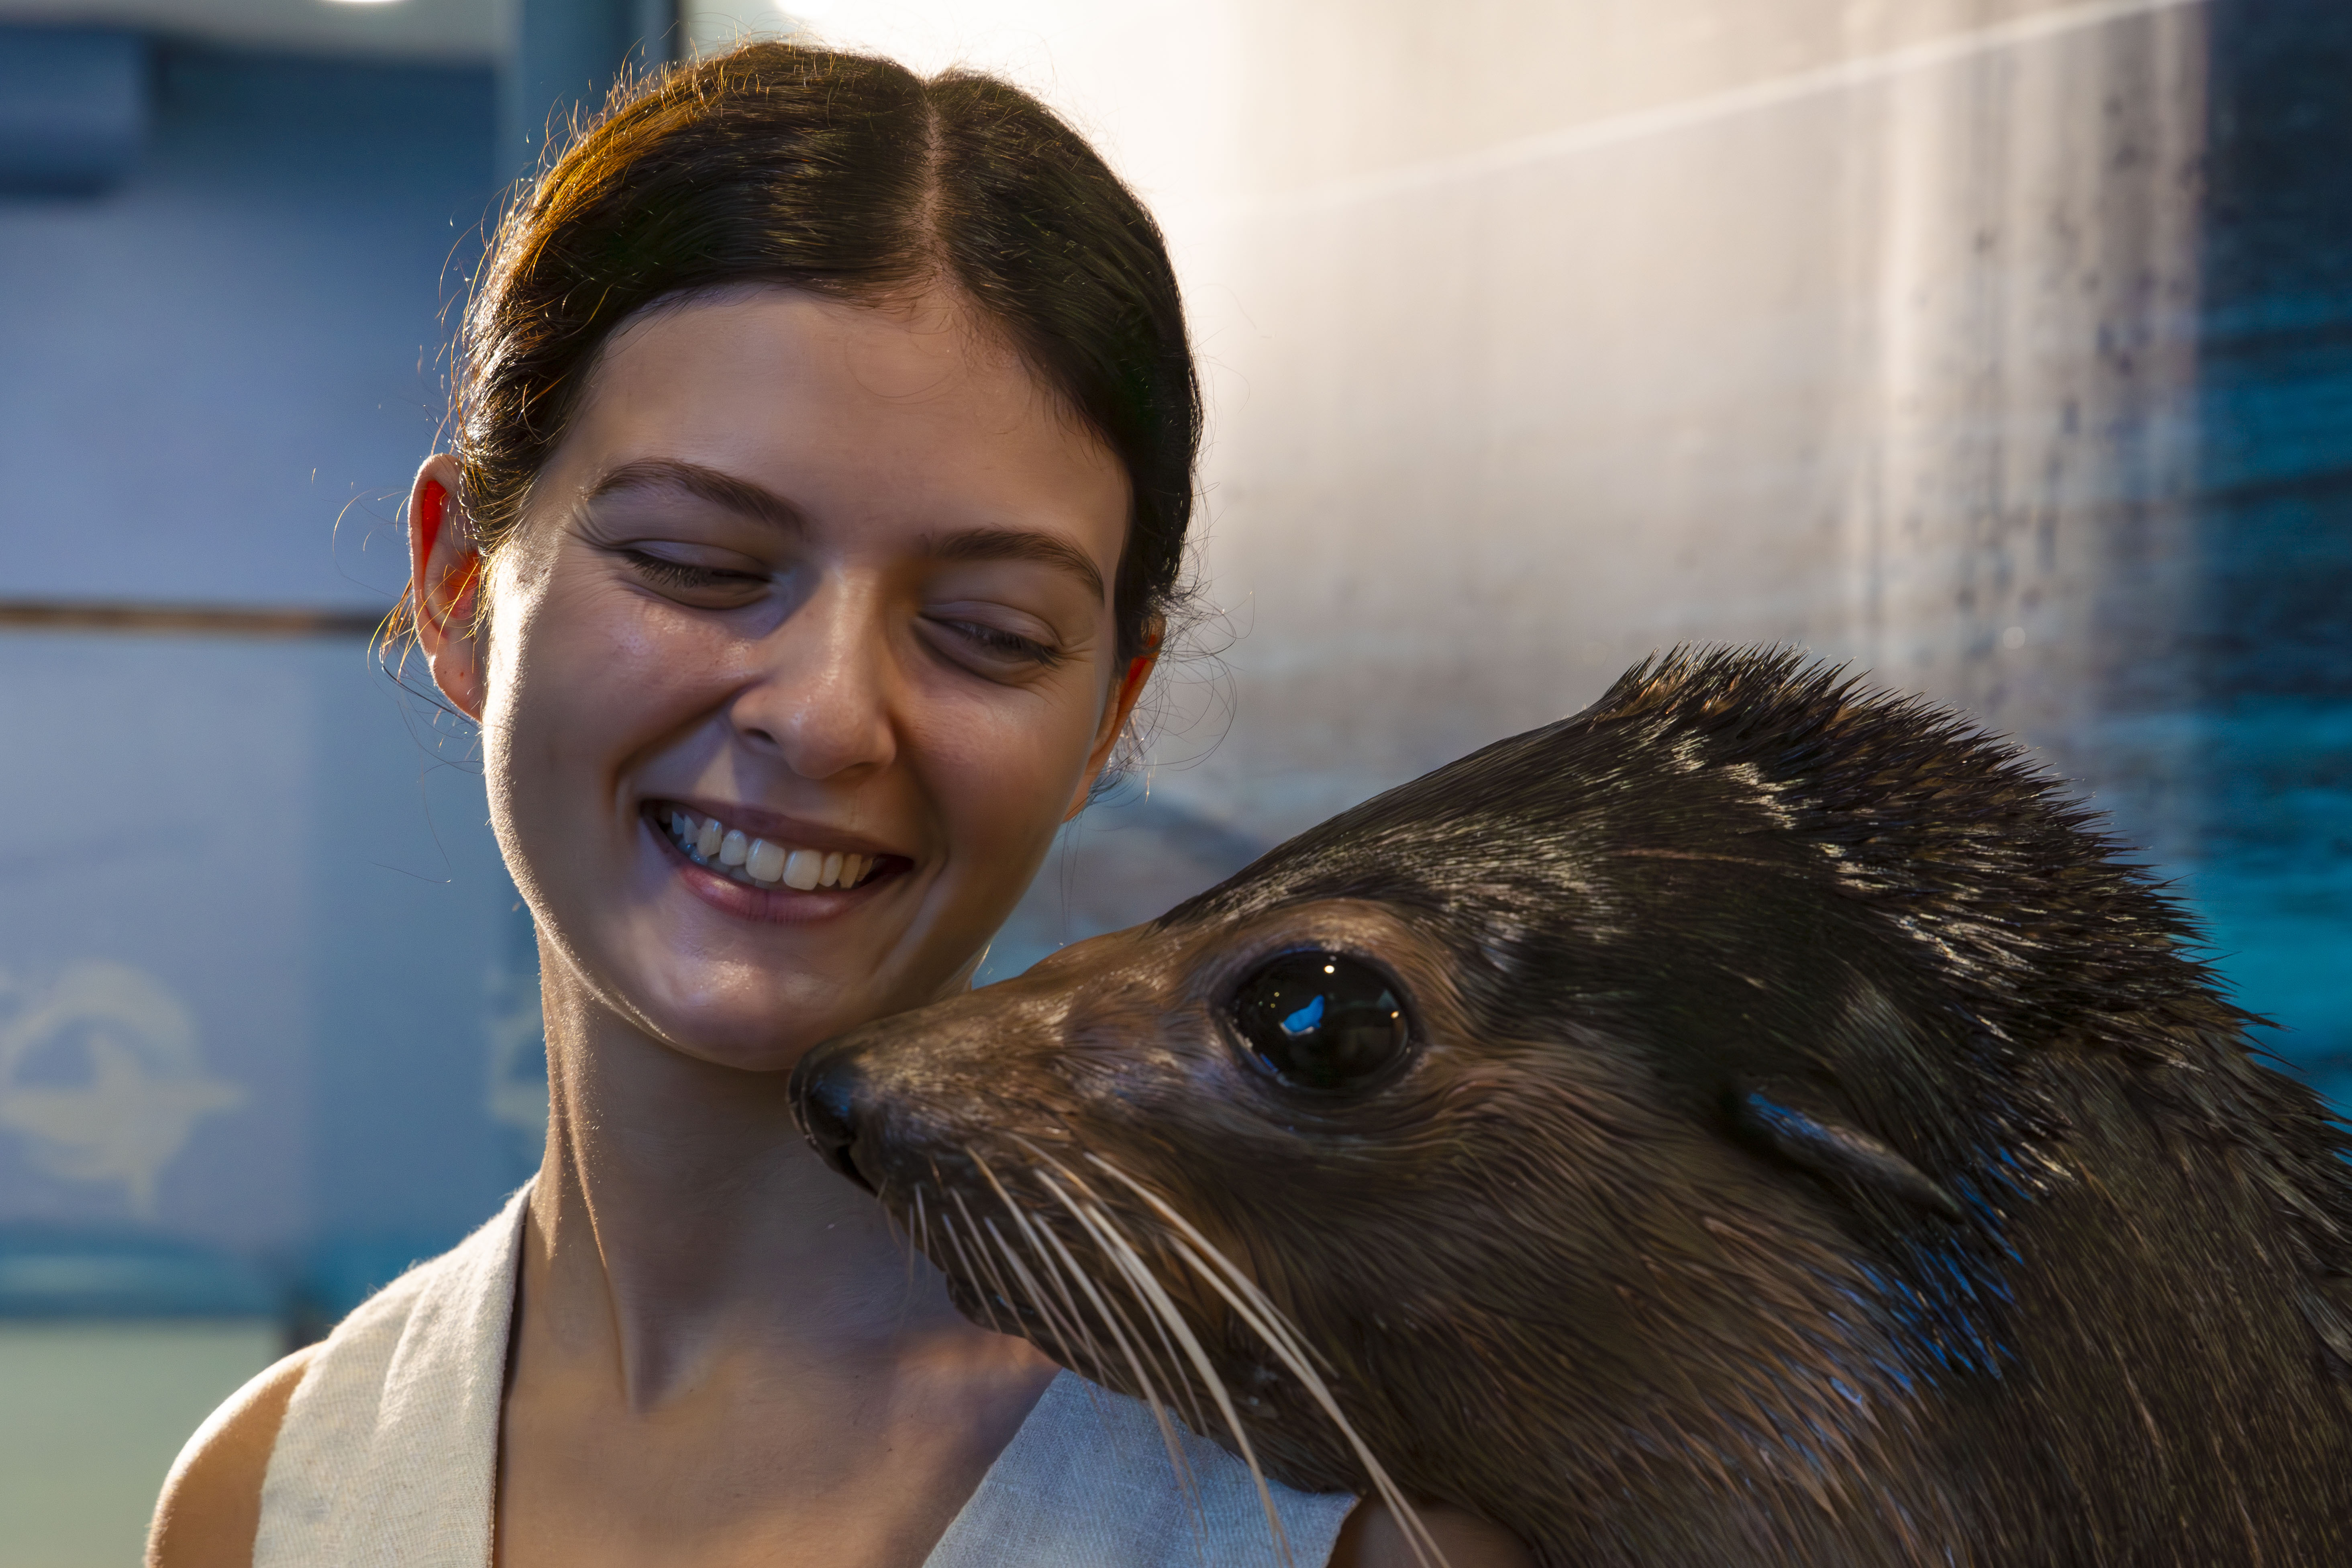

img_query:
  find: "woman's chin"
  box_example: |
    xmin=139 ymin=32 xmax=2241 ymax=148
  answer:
xmin=565 ymin=889 xmax=987 ymax=1075
xmin=644 ymin=1009 xmax=835 ymax=1076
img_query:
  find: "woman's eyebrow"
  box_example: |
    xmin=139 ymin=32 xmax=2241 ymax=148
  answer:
xmin=925 ymin=528 xmax=1108 ymax=603
xmin=581 ymin=461 xmax=1107 ymax=600
xmin=586 ymin=457 xmax=807 ymax=533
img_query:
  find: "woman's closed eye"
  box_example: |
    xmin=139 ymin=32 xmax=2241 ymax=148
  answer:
xmin=925 ymin=614 xmax=1063 ymax=673
xmin=620 ymin=548 xmax=772 ymax=603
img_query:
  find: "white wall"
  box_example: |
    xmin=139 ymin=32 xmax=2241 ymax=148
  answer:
xmin=1175 ymin=0 xmax=2207 ymax=845
xmin=704 ymin=1 xmax=2209 ymax=962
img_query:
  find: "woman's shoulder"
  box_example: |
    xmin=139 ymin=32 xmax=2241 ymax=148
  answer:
xmin=141 ymin=1249 xmax=458 ymax=1568
xmin=145 ymin=1195 xmax=528 ymax=1568
xmin=145 ymin=1344 xmax=319 ymax=1568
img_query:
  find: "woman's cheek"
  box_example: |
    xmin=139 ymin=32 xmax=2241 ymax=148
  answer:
xmin=482 ymin=577 xmax=669 ymax=885
xmin=942 ymin=671 xmax=1106 ymax=867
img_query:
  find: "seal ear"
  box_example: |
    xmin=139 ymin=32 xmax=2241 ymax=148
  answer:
xmin=1732 ymin=1088 xmax=1962 ymax=1220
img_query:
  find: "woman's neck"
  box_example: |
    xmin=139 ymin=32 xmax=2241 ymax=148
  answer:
xmin=523 ymin=969 xmax=1007 ymax=1413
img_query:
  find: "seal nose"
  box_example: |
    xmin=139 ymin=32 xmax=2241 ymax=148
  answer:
xmin=789 ymin=1041 xmax=877 ymax=1194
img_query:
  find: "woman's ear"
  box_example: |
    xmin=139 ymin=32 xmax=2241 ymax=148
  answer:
xmin=408 ymin=453 xmax=488 ymax=720
xmin=1065 ymin=619 xmax=1162 ymax=821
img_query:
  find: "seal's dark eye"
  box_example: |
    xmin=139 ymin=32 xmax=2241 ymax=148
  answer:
xmin=1229 ymin=950 xmax=1411 ymax=1092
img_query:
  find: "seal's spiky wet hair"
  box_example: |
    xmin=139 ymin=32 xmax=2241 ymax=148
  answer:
xmin=1584 ymin=646 xmax=2227 ymax=1055
xmin=1184 ymin=644 xmax=2215 ymax=1037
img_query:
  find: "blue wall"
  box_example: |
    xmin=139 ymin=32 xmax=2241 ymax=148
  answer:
xmin=2190 ymin=2 xmax=2352 ymax=1103
xmin=0 ymin=42 xmax=496 ymax=609
xmin=0 ymin=39 xmax=527 ymax=1323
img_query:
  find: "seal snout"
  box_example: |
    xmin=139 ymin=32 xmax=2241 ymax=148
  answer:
xmin=789 ymin=1038 xmax=879 ymax=1194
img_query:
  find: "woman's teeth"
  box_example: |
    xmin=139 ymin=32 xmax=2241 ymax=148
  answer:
xmin=663 ymin=809 xmax=874 ymax=891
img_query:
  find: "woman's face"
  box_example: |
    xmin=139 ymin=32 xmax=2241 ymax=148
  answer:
xmin=414 ymin=287 xmax=1142 ymax=1072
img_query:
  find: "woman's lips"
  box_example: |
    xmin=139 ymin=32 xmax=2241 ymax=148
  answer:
xmin=645 ymin=803 xmax=907 ymax=923
xmin=653 ymin=802 xmax=883 ymax=891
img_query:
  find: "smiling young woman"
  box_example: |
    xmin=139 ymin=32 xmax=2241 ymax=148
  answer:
xmin=144 ymin=41 xmax=1528 ymax=1568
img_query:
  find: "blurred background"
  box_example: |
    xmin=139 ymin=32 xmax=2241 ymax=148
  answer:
xmin=0 ymin=0 xmax=2343 ymax=1559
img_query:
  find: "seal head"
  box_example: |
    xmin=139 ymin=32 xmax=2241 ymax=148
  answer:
xmin=795 ymin=646 xmax=2352 ymax=1566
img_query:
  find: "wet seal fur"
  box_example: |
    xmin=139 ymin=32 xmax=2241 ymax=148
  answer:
xmin=793 ymin=647 xmax=2352 ymax=1566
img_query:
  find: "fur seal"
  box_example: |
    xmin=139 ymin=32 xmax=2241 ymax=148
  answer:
xmin=792 ymin=646 xmax=2352 ymax=1566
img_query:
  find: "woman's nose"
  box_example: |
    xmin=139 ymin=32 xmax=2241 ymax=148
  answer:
xmin=729 ymin=580 xmax=898 ymax=781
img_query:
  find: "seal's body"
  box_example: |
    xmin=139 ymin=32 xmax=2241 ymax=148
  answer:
xmin=794 ymin=648 xmax=2352 ymax=1566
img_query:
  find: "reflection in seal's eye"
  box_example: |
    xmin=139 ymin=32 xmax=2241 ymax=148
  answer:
xmin=1228 ymin=950 xmax=1410 ymax=1092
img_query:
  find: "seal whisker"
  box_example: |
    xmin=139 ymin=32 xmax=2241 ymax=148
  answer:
xmin=1003 ymin=1221 xmax=1113 ymax=1387
xmin=874 ymin=1175 xmax=909 ymax=1254
xmin=1049 ymin=1241 xmax=1213 ymax=1545
xmin=1084 ymin=1154 xmax=1343 ymax=1380
xmin=982 ymin=1218 xmax=1083 ymax=1367
xmin=1042 ymin=1181 xmax=1199 ymax=1417
xmin=1087 ymin=1155 xmax=1450 ymax=1568
xmin=937 ymin=1196 xmax=1009 ymax=1336
xmin=1010 ymin=1139 xmax=1220 ymax=1441
xmin=949 ymin=1185 xmax=1029 ymax=1338
xmin=1075 ymin=1183 xmax=1297 ymax=1568
xmin=979 ymin=1209 xmax=1220 ymax=1550
xmin=1024 ymin=1175 xmax=1212 ymax=1526
xmin=910 ymin=1185 xmax=932 ymax=1291
xmin=971 ymin=1155 xmax=1121 ymax=1393
xmin=1030 ymin=1168 xmax=1216 ymax=1445
xmin=1162 ymin=1231 xmax=1452 ymax=1568
xmin=976 ymin=1166 xmax=1216 ymax=1544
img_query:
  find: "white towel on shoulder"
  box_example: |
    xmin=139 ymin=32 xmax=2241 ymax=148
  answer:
xmin=255 ymin=1187 xmax=1357 ymax=1567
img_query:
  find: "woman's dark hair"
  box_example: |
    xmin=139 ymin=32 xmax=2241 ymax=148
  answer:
xmin=453 ymin=42 xmax=1199 ymax=667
